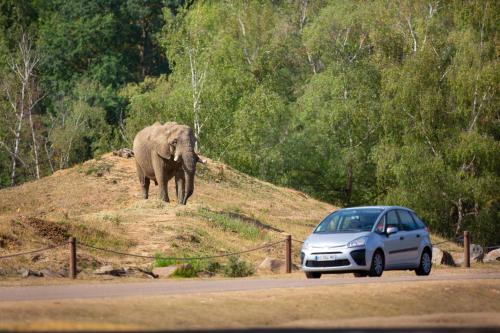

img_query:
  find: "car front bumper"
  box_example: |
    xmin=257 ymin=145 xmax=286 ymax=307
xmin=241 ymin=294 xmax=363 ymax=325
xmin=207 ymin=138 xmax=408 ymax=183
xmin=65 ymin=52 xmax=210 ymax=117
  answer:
xmin=301 ymin=246 xmax=371 ymax=272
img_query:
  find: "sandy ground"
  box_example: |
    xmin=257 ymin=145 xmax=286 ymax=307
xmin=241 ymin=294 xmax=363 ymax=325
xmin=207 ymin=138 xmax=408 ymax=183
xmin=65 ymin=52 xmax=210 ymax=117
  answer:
xmin=1 ymin=275 xmax=499 ymax=331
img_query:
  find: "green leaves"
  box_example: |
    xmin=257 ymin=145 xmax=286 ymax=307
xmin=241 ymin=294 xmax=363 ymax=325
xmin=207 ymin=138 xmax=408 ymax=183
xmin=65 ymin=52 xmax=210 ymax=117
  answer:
xmin=0 ymin=0 xmax=498 ymax=244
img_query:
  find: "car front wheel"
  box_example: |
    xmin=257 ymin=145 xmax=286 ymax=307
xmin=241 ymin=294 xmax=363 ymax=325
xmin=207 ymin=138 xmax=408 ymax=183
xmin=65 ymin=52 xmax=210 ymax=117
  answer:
xmin=368 ymin=251 xmax=384 ymax=277
xmin=305 ymin=272 xmax=321 ymax=279
xmin=415 ymin=250 xmax=432 ymax=276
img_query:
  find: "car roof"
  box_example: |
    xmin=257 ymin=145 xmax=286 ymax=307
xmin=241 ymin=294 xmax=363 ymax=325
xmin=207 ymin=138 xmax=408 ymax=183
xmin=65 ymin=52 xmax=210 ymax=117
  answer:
xmin=339 ymin=206 xmax=414 ymax=212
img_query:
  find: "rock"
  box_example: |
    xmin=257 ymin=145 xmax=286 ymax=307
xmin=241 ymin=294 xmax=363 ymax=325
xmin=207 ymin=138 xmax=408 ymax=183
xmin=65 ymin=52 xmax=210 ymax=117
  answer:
xmin=94 ymin=265 xmax=114 ymax=275
xmin=152 ymin=266 xmax=178 ymax=278
xmin=113 ymin=148 xmax=134 ymax=158
xmin=40 ymin=269 xmax=64 ymax=278
xmin=0 ymin=268 xmax=7 ymax=276
xmin=484 ymin=248 xmax=500 ymax=263
xmin=432 ymin=247 xmax=455 ymax=266
xmin=19 ymin=268 xmax=42 ymax=278
xmin=93 ymin=265 xmax=127 ymax=277
xmin=450 ymin=244 xmax=485 ymax=265
xmin=197 ymin=271 xmax=215 ymax=278
xmin=257 ymin=257 xmax=286 ymax=274
xmin=470 ymin=244 xmax=484 ymax=263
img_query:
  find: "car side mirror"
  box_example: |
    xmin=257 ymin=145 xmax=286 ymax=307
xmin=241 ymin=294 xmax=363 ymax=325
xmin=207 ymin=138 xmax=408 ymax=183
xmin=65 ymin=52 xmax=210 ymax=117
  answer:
xmin=386 ymin=226 xmax=399 ymax=235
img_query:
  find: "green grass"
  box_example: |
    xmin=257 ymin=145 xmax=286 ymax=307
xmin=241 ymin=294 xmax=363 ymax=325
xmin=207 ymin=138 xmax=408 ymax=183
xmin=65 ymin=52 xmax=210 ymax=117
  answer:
xmin=197 ymin=207 xmax=263 ymax=240
xmin=154 ymin=253 xmax=222 ymax=278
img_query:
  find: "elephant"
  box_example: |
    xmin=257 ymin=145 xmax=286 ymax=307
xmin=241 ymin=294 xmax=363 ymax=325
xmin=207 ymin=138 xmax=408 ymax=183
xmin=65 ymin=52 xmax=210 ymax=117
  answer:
xmin=133 ymin=122 xmax=205 ymax=205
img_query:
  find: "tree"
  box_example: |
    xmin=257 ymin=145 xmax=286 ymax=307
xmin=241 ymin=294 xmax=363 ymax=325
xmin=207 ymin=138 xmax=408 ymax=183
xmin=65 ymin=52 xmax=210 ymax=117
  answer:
xmin=0 ymin=32 xmax=42 ymax=184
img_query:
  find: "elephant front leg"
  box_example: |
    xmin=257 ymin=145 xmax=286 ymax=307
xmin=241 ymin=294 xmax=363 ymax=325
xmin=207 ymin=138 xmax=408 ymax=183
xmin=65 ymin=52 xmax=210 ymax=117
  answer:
xmin=152 ymin=157 xmax=170 ymax=202
xmin=136 ymin=162 xmax=150 ymax=199
xmin=142 ymin=177 xmax=150 ymax=199
xmin=158 ymin=178 xmax=169 ymax=202
xmin=175 ymin=169 xmax=185 ymax=204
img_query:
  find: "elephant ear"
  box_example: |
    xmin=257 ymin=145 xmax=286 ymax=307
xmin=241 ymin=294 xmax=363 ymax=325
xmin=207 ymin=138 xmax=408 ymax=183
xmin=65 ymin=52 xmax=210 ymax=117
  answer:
xmin=151 ymin=125 xmax=176 ymax=160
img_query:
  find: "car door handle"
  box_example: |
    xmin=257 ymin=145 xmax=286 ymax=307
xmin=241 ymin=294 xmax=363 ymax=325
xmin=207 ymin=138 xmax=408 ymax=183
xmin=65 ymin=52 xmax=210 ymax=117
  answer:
xmin=400 ymin=236 xmax=404 ymax=240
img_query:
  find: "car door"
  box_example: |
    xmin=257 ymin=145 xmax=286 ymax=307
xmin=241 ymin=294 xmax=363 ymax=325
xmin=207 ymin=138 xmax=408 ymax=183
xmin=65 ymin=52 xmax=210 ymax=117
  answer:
xmin=382 ymin=210 xmax=406 ymax=268
xmin=396 ymin=209 xmax=421 ymax=266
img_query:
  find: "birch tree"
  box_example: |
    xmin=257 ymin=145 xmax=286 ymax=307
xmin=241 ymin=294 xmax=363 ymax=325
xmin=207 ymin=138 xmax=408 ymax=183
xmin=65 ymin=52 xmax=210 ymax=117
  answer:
xmin=1 ymin=32 xmax=42 ymax=184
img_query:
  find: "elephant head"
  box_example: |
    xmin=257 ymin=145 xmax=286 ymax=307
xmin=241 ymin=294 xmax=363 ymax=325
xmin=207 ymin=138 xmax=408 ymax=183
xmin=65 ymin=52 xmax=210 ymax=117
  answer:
xmin=151 ymin=122 xmax=204 ymax=205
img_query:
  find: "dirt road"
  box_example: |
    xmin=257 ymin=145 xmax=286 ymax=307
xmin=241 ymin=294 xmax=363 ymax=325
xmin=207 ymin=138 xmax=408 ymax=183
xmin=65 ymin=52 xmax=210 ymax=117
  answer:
xmin=2 ymin=271 xmax=500 ymax=302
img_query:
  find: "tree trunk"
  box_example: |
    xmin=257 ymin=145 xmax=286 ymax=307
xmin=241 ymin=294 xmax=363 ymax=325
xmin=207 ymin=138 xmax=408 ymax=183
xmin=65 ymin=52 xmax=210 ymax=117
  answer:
xmin=28 ymin=109 xmax=40 ymax=179
xmin=10 ymin=112 xmax=23 ymax=185
xmin=188 ymin=48 xmax=205 ymax=152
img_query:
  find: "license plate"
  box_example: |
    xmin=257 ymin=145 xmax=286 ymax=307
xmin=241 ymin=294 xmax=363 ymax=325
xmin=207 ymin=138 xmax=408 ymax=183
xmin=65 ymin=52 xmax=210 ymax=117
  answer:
xmin=315 ymin=254 xmax=336 ymax=261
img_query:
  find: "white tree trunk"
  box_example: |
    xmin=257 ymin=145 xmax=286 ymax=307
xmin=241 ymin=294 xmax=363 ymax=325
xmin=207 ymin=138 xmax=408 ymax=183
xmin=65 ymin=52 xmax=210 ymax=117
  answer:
xmin=188 ymin=48 xmax=206 ymax=152
xmin=3 ymin=32 xmax=41 ymax=184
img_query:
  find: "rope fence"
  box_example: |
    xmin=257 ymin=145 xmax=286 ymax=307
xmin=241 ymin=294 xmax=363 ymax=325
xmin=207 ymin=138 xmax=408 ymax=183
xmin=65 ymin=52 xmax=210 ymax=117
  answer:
xmin=78 ymin=240 xmax=284 ymax=261
xmin=0 ymin=243 xmax=66 ymax=259
xmin=1 ymin=231 xmax=499 ymax=279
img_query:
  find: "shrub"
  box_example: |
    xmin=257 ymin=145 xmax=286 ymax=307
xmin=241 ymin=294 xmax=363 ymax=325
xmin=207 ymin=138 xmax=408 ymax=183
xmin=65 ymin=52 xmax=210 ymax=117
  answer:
xmin=154 ymin=254 xmax=177 ymax=267
xmin=223 ymin=256 xmax=254 ymax=277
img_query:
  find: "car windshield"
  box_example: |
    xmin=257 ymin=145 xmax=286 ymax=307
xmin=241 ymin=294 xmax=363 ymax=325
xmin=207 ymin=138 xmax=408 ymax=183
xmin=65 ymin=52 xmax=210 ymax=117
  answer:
xmin=314 ymin=209 xmax=383 ymax=234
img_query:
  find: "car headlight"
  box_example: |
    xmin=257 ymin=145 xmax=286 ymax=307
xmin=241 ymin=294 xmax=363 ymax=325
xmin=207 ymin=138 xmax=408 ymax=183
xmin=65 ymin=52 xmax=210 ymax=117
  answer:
xmin=347 ymin=236 xmax=368 ymax=248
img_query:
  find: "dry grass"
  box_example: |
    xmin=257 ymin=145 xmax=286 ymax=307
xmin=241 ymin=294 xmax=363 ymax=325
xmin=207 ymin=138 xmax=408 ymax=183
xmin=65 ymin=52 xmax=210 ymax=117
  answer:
xmin=0 ymin=153 xmax=333 ymax=277
xmin=0 ymin=279 xmax=499 ymax=330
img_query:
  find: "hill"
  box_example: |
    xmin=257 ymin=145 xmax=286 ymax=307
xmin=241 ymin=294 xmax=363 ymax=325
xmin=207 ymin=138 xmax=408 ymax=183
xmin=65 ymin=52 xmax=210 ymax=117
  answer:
xmin=0 ymin=153 xmax=335 ymax=277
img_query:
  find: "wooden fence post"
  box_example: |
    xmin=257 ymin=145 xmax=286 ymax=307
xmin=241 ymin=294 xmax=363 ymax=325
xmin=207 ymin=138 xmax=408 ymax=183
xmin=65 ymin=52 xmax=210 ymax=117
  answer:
xmin=285 ymin=234 xmax=292 ymax=273
xmin=69 ymin=237 xmax=77 ymax=279
xmin=464 ymin=231 xmax=470 ymax=268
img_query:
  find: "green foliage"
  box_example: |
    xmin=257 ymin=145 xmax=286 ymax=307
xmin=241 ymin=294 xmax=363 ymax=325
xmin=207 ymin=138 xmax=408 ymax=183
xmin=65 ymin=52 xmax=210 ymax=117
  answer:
xmin=223 ymin=256 xmax=255 ymax=278
xmin=49 ymin=80 xmax=114 ymax=168
xmin=0 ymin=0 xmax=498 ymax=244
xmin=154 ymin=254 xmax=176 ymax=268
xmin=154 ymin=253 xmax=221 ymax=278
xmin=172 ymin=261 xmax=204 ymax=278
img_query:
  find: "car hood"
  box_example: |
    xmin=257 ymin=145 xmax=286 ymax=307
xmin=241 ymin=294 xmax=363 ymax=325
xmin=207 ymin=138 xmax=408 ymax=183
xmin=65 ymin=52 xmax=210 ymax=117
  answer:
xmin=306 ymin=231 xmax=371 ymax=249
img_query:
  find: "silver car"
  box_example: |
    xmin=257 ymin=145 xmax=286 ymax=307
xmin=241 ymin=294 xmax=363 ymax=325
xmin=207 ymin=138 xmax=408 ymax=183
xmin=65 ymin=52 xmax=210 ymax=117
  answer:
xmin=301 ymin=206 xmax=432 ymax=278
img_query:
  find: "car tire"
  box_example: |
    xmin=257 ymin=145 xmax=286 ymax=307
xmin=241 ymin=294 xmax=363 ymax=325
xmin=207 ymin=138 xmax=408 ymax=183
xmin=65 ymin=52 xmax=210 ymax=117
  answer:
xmin=305 ymin=272 xmax=321 ymax=279
xmin=353 ymin=272 xmax=368 ymax=277
xmin=415 ymin=250 xmax=432 ymax=276
xmin=368 ymin=250 xmax=384 ymax=277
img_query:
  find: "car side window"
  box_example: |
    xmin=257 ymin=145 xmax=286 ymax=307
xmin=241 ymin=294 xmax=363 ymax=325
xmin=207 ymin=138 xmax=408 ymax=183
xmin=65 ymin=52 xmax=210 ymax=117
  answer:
xmin=398 ymin=210 xmax=418 ymax=231
xmin=410 ymin=212 xmax=426 ymax=229
xmin=386 ymin=210 xmax=399 ymax=229
xmin=375 ymin=215 xmax=386 ymax=233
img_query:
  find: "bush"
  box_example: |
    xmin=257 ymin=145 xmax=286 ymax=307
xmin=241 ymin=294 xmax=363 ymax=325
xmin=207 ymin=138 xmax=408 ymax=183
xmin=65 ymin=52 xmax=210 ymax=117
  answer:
xmin=223 ymin=256 xmax=254 ymax=277
xmin=154 ymin=255 xmax=222 ymax=278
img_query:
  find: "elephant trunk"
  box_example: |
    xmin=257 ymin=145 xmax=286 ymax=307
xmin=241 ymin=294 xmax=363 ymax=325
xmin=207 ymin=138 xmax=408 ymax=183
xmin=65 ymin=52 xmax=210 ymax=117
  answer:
xmin=182 ymin=170 xmax=194 ymax=205
xmin=181 ymin=151 xmax=196 ymax=205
